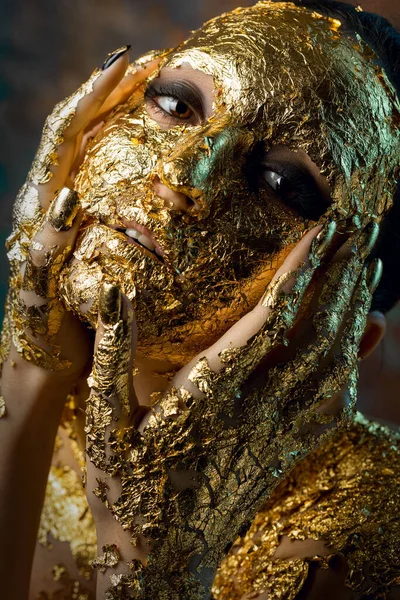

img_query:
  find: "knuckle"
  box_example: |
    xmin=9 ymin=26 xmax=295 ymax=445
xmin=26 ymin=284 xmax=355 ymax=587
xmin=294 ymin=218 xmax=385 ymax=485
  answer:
xmin=28 ymin=240 xmax=47 ymax=267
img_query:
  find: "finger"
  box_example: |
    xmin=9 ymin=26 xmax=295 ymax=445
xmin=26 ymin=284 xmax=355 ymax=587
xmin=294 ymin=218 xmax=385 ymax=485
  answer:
xmin=28 ymin=46 xmax=131 ymax=208
xmin=264 ymin=230 xmax=381 ymax=416
xmin=13 ymin=188 xmax=81 ymax=368
xmin=86 ymin=283 xmax=138 ymax=473
xmin=69 ymin=121 xmax=105 ymax=181
xmin=67 ymin=58 xmax=161 ymax=181
xmin=314 ymin=258 xmax=382 ymax=404
xmin=279 ymin=261 xmax=379 ymax=440
xmin=92 ymin=58 xmax=160 ymax=123
xmin=21 ymin=188 xmax=81 ymax=301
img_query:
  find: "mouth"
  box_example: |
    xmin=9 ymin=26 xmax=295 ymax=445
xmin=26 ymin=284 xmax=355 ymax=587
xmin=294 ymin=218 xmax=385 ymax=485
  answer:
xmin=110 ymin=220 xmax=165 ymax=264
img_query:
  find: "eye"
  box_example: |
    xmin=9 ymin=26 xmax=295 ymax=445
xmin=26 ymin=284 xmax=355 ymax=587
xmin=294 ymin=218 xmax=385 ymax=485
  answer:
xmin=145 ymin=79 xmax=204 ymax=126
xmin=261 ymin=162 xmax=329 ymax=221
xmin=264 ymin=170 xmax=284 ymax=192
xmin=154 ymin=96 xmax=193 ymax=120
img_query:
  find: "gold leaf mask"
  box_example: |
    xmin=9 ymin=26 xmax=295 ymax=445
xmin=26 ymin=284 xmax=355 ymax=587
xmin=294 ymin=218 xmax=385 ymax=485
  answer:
xmin=60 ymin=1 xmax=400 ymax=366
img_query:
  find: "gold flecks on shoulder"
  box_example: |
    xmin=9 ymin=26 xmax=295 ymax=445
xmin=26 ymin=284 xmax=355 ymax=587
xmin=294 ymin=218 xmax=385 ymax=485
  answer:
xmin=212 ymin=414 xmax=400 ymax=599
xmin=91 ymin=544 xmax=121 ymax=573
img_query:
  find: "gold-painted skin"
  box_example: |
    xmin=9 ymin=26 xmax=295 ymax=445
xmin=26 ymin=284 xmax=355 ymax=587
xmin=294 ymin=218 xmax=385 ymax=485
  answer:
xmin=1 ymin=1 xmax=399 ymax=599
xmin=59 ymin=2 xmax=399 ymax=366
xmin=34 ymin=413 xmax=400 ymax=598
xmin=76 ymin=4 xmax=399 ymax=597
xmin=213 ymin=414 xmax=400 ymax=599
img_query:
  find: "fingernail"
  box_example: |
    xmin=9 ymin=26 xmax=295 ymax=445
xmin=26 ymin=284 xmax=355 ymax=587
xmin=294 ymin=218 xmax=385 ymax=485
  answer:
xmin=359 ymin=221 xmax=380 ymax=260
xmin=102 ymin=45 xmax=131 ymax=70
xmin=366 ymin=258 xmax=383 ymax=294
xmin=313 ymin=219 xmax=336 ymax=258
xmin=48 ymin=187 xmax=80 ymax=231
xmin=99 ymin=282 xmax=122 ymax=325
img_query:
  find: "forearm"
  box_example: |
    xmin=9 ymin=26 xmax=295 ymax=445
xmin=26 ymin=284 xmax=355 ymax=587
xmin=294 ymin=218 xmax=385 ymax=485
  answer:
xmin=0 ymin=346 xmax=69 ymax=599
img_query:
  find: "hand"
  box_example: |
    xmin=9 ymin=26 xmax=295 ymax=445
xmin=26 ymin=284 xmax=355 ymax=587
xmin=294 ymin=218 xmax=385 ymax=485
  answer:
xmin=85 ymin=221 xmax=382 ymax=599
xmin=2 ymin=46 xmax=159 ymax=392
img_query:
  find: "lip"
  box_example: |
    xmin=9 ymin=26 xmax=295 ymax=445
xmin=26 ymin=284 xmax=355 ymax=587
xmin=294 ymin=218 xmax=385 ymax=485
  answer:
xmin=108 ymin=219 xmax=165 ymax=263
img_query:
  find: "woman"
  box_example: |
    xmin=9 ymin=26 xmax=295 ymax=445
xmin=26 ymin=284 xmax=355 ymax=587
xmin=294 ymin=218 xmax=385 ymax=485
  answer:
xmin=0 ymin=1 xmax=399 ymax=598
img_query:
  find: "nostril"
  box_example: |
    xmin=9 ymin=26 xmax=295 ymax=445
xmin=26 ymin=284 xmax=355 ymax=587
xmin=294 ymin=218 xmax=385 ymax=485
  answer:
xmin=152 ymin=174 xmax=199 ymax=213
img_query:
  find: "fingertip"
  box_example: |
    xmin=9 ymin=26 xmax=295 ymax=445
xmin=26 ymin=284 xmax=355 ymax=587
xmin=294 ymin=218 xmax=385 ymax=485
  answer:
xmin=120 ymin=292 xmax=137 ymax=344
xmin=101 ymin=45 xmax=131 ymax=72
xmin=99 ymin=282 xmax=122 ymax=326
xmin=271 ymin=225 xmax=322 ymax=284
xmin=47 ymin=187 xmax=80 ymax=232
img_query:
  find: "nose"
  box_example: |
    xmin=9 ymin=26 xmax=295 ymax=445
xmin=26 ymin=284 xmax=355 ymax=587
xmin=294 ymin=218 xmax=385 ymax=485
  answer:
xmin=156 ymin=125 xmax=255 ymax=218
xmin=152 ymin=175 xmax=201 ymax=213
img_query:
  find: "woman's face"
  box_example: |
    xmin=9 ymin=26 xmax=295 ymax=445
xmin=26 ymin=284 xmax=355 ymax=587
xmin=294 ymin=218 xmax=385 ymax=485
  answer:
xmin=61 ymin=2 xmax=399 ymax=366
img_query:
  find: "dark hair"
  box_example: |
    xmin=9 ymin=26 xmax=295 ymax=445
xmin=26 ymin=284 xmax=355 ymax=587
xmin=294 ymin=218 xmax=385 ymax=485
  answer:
xmin=274 ymin=0 xmax=400 ymax=314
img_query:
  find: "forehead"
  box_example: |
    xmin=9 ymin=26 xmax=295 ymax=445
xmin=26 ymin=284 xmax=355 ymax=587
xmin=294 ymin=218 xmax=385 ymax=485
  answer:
xmin=165 ymin=2 xmax=367 ymax=123
xmin=160 ymin=1 xmax=400 ymax=221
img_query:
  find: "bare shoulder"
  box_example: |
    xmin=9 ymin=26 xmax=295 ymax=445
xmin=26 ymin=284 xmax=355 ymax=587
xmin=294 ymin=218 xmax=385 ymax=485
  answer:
xmin=213 ymin=414 xmax=400 ymax=600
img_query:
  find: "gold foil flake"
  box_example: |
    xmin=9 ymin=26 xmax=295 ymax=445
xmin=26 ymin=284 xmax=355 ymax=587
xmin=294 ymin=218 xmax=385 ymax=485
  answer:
xmin=0 ymin=395 xmax=6 ymax=418
xmin=91 ymin=544 xmax=121 ymax=573
xmin=12 ymin=182 xmax=42 ymax=233
xmin=28 ymin=70 xmax=102 ymax=186
xmin=38 ymin=465 xmax=97 ymax=579
xmin=52 ymin=564 xmax=68 ymax=582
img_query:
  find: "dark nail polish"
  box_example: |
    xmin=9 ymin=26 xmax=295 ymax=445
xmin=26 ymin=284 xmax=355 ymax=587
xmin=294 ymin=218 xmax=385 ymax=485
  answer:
xmin=314 ymin=219 xmax=336 ymax=258
xmin=48 ymin=187 xmax=80 ymax=231
xmin=99 ymin=283 xmax=122 ymax=325
xmin=102 ymin=45 xmax=131 ymax=71
xmin=359 ymin=221 xmax=380 ymax=260
xmin=366 ymin=258 xmax=383 ymax=294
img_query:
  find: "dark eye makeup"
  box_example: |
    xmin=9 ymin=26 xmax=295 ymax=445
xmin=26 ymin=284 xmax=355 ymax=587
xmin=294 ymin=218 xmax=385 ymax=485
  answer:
xmin=144 ymin=79 xmax=205 ymax=122
xmin=246 ymin=143 xmax=330 ymax=221
xmin=262 ymin=159 xmax=330 ymax=221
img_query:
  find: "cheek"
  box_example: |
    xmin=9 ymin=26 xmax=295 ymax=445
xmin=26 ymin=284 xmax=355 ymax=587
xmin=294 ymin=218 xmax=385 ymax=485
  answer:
xmin=238 ymin=242 xmax=298 ymax=308
xmin=74 ymin=105 xmax=184 ymax=222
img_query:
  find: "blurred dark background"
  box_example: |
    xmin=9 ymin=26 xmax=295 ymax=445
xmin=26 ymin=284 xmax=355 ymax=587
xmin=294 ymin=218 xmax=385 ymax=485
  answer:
xmin=0 ymin=0 xmax=399 ymax=424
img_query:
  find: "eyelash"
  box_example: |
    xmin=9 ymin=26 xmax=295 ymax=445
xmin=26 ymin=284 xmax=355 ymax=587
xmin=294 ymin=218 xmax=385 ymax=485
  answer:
xmin=144 ymin=81 xmax=204 ymax=124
